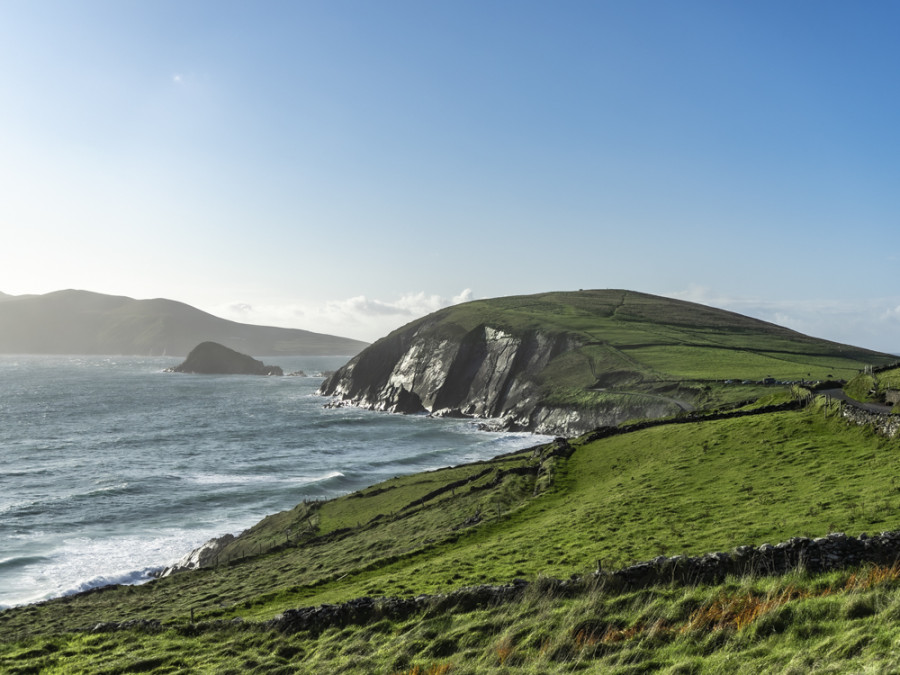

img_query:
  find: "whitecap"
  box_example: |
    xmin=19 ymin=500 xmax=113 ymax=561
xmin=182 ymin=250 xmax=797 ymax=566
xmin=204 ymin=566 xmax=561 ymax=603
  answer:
xmin=188 ymin=471 xmax=344 ymax=486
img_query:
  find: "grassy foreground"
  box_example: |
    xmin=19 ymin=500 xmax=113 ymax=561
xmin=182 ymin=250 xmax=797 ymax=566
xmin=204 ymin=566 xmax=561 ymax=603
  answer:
xmin=3 ymin=398 xmax=900 ymax=672
xmin=7 ymin=566 xmax=900 ymax=674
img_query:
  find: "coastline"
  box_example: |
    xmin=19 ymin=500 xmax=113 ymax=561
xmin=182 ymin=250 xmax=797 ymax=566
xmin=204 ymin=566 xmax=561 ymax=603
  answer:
xmin=1 ymin=357 xmax=551 ymax=609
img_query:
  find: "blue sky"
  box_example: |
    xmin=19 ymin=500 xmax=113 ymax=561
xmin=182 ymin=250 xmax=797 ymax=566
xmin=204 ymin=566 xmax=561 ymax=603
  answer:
xmin=1 ymin=1 xmax=898 ymax=350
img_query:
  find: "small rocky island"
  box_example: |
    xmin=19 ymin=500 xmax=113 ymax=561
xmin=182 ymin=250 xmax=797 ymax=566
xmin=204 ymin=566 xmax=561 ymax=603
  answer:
xmin=167 ymin=341 xmax=283 ymax=375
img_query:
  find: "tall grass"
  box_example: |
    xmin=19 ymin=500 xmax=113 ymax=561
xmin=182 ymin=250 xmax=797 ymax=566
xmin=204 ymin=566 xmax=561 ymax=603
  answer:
xmin=7 ymin=564 xmax=900 ymax=673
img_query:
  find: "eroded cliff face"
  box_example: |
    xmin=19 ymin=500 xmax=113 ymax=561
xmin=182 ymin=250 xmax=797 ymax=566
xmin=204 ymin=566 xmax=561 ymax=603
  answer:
xmin=318 ymin=323 xmax=676 ymax=435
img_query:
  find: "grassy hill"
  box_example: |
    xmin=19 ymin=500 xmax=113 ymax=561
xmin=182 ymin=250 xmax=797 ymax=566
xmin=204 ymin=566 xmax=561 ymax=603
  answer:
xmin=0 ymin=289 xmax=368 ymax=356
xmin=432 ymin=290 xmax=891 ymax=383
xmin=845 ymin=365 xmax=900 ymax=409
xmin=4 ymin=396 xmax=900 ymax=672
xmin=321 ymin=290 xmax=894 ymax=434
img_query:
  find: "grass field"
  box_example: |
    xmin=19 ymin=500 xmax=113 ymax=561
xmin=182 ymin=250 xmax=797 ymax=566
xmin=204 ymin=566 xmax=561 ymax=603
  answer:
xmin=3 ymin=395 xmax=900 ymax=672
xmin=7 ymin=566 xmax=900 ymax=674
xmin=845 ymin=365 xmax=900 ymax=407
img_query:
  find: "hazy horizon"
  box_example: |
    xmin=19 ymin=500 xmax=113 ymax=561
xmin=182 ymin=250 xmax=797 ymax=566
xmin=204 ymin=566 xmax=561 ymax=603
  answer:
xmin=2 ymin=2 xmax=898 ymax=351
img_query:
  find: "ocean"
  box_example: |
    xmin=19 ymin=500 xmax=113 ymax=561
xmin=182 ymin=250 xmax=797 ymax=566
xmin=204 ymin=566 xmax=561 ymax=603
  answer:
xmin=0 ymin=355 xmax=549 ymax=609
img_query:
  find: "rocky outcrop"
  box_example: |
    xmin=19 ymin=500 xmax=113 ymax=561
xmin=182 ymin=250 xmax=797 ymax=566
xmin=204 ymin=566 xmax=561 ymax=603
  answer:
xmin=318 ymin=320 xmax=703 ymax=435
xmin=160 ymin=533 xmax=237 ymax=576
xmin=318 ymin=323 xmax=605 ymax=433
xmin=168 ymin=342 xmax=283 ymax=376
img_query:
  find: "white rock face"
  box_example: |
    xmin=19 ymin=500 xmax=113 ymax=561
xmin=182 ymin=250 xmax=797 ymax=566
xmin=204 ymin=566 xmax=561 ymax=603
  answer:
xmin=318 ymin=322 xmax=681 ymax=435
xmin=160 ymin=533 xmax=235 ymax=576
xmin=385 ymin=335 xmax=460 ymax=409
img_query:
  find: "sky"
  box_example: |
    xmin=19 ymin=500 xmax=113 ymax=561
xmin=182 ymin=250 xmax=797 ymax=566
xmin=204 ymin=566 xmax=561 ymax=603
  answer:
xmin=1 ymin=1 xmax=898 ymax=351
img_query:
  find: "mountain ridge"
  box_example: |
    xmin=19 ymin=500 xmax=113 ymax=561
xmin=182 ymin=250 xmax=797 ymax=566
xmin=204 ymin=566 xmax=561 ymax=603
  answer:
xmin=0 ymin=289 xmax=368 ymax=356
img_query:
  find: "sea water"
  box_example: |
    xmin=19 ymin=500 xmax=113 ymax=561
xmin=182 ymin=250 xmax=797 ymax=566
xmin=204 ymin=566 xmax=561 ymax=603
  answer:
xmin=0 ymin=355 xmax=549 ymax=609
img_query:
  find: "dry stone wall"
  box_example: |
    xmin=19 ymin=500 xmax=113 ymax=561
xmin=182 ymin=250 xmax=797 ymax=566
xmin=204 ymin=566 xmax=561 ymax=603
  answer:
xmin=86 ymin=528 xmax=900 ymax=636
xmin=840 ymin=405 xmax=900 ymax=438
xmin=265 ymin=529 xmax=900 ymax=636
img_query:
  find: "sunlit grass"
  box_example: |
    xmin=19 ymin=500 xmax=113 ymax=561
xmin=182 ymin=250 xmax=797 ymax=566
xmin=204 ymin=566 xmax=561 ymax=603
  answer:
xmin=7 ymin=564 xmax=900 ymax=673
xmin=3 ymin=401 xmax=900 ymax=672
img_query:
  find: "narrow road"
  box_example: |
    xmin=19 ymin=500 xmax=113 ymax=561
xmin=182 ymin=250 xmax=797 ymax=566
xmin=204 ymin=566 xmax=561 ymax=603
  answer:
xmin=818 ymin=388 xmax=894 ymax=415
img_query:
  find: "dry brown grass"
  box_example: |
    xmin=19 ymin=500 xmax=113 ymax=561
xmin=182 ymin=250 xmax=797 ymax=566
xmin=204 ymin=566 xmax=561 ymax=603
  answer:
xmin=393 ymin=664 xmax=452 ymax=675
xmin=844 ymin=563 xmax=900 ymax=592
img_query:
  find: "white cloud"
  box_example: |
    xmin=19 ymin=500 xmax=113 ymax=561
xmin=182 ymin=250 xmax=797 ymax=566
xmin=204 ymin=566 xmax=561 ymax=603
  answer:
xmin=452 ymin=288 xmax=474 ymax=304
xmin=670 ymin=284 xmax=760 ymax=309
xmin=211 ymin=289 xmax=476 ymax=343
xmin=671 ymin=285 xmax=900 ymax=355
xmin=172 ymin=73 xmax=184 ymax=85
xmin=880 ymin=306 xmax=900 ymax=321
xmin=214 ymin=286 xmax=900 ymax=354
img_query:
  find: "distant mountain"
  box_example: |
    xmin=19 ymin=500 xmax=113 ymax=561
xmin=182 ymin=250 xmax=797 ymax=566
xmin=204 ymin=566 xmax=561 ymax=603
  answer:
xmin=0 ymin=290 xmax=368 ymax=356
xmin=321 ymin=289 xmax=895 ymax=435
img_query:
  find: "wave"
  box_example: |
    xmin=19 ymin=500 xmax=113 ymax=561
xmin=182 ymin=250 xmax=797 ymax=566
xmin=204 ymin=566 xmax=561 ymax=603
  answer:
xmin=0 ymin=554 xmax=50 ymax=572
xmin=294 ymin=414 xmax=389 ymax=431
xmin=1 ymin=467 xmax=52 ymax=478
xmin=0 ymin=482 xmax=144 ymax=518
xmin=56 ymin=566 xmax=164 ymax=600
xmin=187 ymin=470 xmax=344 ymax=487
xmin=1 ymin=357 xmax=547 ymax=609
xmin=356 ymin=445 xmax=467 ymax=470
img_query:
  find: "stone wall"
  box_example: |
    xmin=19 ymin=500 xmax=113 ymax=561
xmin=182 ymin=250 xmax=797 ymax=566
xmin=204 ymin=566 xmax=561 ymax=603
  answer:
xmin=83 ymin=528 xmax=900 ymax=636
xmin=840 ymin=404 xmax=900 ymax=439
xmin=260 ymin=529 xmax=900 ymax=636
xmin=603 ymin=530 xmax=900 ymax=588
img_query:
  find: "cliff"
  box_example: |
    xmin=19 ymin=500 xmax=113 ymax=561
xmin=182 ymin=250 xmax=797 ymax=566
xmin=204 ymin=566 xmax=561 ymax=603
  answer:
xmin=169 ymin=342 xmax=284 ymax=375
xmin=319 ymin=289 xmax=894 ymax=435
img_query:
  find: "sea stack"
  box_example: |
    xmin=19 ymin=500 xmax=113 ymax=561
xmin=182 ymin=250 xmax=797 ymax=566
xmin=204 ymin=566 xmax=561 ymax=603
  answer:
xmin=169 ymin=341 xmax=283 ymax=375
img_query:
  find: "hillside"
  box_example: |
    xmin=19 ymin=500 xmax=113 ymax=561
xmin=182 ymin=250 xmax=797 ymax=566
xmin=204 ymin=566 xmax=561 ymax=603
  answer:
xmin=320 ymin=289 xmax=894 ymax=435
xmin=0 ymin=289 xmax=368 ymax=356
xmin=3 ymin=399 xmax=900 ymax=672
xmin=845 ymin=364 xmax=900 ymax=410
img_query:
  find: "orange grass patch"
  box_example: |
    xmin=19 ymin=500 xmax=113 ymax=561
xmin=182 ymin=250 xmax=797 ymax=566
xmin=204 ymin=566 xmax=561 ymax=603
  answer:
xmin=495 ymin=636 xmax=514 ymax=665
xmin=683 ymin=585 xmax=815 ymax=633
xmin=393 ymin=664 xmax=452 ymax=675
xmin=844 ymin=563 xmax=900 ymax=592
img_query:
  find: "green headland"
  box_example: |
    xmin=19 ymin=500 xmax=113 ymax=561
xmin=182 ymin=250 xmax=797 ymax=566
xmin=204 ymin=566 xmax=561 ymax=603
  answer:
xmin=320 ymin=290 xmax=891 ymax=434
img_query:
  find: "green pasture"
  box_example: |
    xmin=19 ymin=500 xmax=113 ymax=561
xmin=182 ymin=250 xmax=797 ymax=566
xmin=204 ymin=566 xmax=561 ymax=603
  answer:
xmin=4 ymin=400 xmax=900 ymax=674
xmin=396 ymin=291 xmax=894 ymax=419
xmin=7 ymin=563 xmax=900 ymax=673
xmin=845 ymin=365 xmax=900 ymax=406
